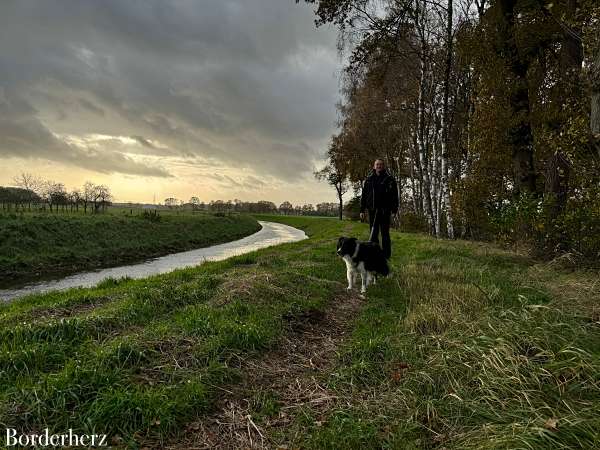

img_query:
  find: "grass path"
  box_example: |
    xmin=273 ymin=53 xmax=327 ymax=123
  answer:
xmin=161 ymin=291 xmax=364 ymax=449
xmin=1 ymin=215 xmax=599 ymax=449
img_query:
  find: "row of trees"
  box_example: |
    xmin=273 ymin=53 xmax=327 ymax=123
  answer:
xmin=278 ymin=201 xmax=340 ymax=216
xmin=2 ymin=171 xmax=339 ymax=218
xmin=1 ymin=173 xmax=113 ymax=213
xmin=307 ymin=0 xmax=600 ymax=258
xmin=159 ymin=197 xmax=340 ymax=216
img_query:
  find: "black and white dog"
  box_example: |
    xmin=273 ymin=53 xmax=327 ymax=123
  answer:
xmin=336 ymin=237 xmax=390 ymax=294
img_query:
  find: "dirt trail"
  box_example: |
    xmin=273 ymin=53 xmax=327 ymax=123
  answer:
xmin=162 ymin=289 xmax=364 ymax=450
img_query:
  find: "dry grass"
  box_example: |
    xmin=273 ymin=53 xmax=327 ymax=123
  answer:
xmin=162 ymin=291 xmax=364 ymax=450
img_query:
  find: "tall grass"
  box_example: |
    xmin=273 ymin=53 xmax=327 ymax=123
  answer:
xmin=276 ymin=224 xmax=600 ymax=449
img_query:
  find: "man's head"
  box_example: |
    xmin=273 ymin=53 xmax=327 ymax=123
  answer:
xmin=373 ymin=159 xmax=385 ymax=174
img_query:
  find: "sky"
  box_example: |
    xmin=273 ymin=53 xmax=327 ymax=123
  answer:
xmin=0 ymin=0 xmax=344 ymax=205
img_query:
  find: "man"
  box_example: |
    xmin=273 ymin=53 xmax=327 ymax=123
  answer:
xmin=359 ymin=159 xmax=399 ymax=259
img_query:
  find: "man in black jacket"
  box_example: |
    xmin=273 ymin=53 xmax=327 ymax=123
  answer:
xmin=359 ymin=159 xmax=399 ymax=259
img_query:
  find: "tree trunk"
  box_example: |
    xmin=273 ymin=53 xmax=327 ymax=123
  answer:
xmin=410 ymin=131 xmax=423 ymax=215
xmin=337 ymin=184 xmax=343 ymax=220
xmin=544 ymin=151 xmax=570 ymax=217
xmin=440 ymin=0 xmax=455 ymax=238
xmin=431 ymin=133 xmax=441 ymax=237
xmin=592 ymin=42 xmax=600 ymax=154
xmin=417 ymin=56 xmax=435 ymax=234
xmin=496 ymin=0 xmax=536 ymax=195
xmin=543 ymin=3 xmax=581 ymax=226
xmin=410 ymin=163 xmax=419 ymax=214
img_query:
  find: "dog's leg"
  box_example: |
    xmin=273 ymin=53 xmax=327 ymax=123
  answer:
xmin=371 ymin=272 xmax=377 ymax=285
xmin=359 ymin=264 xmax=367 ymax=294
xmin=346 ymin=267 xmax=353 ymax=291
xmin=366 ymin=272 xmax=374 ymax=286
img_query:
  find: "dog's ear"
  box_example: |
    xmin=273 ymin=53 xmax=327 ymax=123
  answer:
xmin=337 ymin=236 xmax=345 ymax=246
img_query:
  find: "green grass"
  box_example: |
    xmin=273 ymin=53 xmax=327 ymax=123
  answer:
xmin=268 ymin=219 xmax=600 ymax=450
xmin=0 ymin=211 xmax=260 ymax=284
xmin=1 ymin=215 xmax=598 ymax=449
xmin=0 ymin=215 xmax=348 ymax=447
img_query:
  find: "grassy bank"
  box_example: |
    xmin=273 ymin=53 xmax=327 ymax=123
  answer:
xmin=0 ymin=212 xmax=261 ymax=285
xmin=0 ymin=216 xmax=598 ymax=448
xmin=270 ymin=218 xmax=600 ymax=449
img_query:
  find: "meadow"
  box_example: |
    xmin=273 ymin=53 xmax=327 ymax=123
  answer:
xmin=0 ymin=210 xmax=260 ymax=285
xmin=0 ymin=215 xmax=598 ymax=449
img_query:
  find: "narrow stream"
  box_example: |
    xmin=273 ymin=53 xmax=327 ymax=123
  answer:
xmin=0 ymin=221 xmax=307 ymax=302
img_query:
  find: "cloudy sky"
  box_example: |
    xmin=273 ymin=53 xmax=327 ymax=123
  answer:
xmin=0 ymin=0 xmax=343 ymax=205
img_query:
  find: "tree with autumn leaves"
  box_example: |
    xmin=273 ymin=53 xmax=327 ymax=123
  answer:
xmin=307 ymin=0 xmax=600 ymax=259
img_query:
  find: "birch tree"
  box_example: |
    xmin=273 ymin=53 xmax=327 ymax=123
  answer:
xmin=440 ymin=0 xmax=455 ymax=238
xmin=592 ymin=43 xmax=600 ymax=152
xmin=413 ymin=0 xmax=437 ymax=234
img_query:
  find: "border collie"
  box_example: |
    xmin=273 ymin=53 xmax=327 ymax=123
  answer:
xmin=336 ymin=237 xmax=389 ymax=294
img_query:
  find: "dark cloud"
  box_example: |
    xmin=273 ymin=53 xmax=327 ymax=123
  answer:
xmin=0 ymin=0 xmax=340 ymax=180
xmin=0 ymin=89 xmax=171 ymax=177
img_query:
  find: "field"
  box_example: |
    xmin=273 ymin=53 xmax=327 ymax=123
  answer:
xmin=0 ymin=215 xmax=598 ymax=449
xmin=0 ymin=210 xmax=261 ymax=285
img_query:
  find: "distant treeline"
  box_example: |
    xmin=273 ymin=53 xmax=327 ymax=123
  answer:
xmin=1 ymin=172 xmax=340 ymax=217
xmin=159 ymin=197 xmax=340 ymax=217
xmin=1 ymin=173 xmax=112 ymax=213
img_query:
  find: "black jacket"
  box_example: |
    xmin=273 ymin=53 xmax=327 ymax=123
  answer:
xmin=360 ymin=170 xmax=399 ymax=214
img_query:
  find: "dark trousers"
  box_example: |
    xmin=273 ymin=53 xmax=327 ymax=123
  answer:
xmin=368 ymin=209 xmax=391 ymax=259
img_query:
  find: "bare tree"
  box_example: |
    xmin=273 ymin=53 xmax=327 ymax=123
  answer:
xmin=189 ymin=196 xmax=201 ymax=210
xmin=82 ymin=181 xmax=96 ymax=214
xmin=315 ymin=162 xmax=349 ymax=220
xmin=41 ymin=180 xmax=67 ymax=212
xmin=95 ymin=185 xmax=112 ymax=212
xmin=70 ymin=189 xmax=81 ymax=212
xmin=279 ymin=201 xmax=293 ymax=215
xmin=12 ymin=172 xmax=42 ymax=210
xmin=164 ymin=197 xmax=179 ymax=208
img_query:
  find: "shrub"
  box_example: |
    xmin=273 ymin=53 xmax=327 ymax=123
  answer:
xmin=141 ymin=209 xmax=161 ymax=222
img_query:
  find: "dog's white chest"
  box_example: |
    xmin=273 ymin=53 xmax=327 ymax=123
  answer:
xmin=342 ymin=255 xmax=364 ymax=272
xmin=342 ymin=255 xmax=356 ymax=270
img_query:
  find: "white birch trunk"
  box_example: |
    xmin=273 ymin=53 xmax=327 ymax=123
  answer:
xmin=410 ymin=130 xmax=422 ymax=215
xmin=441 ymin=142 xmax=453 ymax=237
xmin=410 ymin=164 xmax=419 ymax=214
xmin=440 ymin=110 xmax=454 ymax=239
xmin=437 ymin=144 xmax=443 ymax=237
xmin=417 ymin=55 xmax=435 ymax=234
xmin=440 ymin=0 xmax=455 ymax=239
xmin=394 ymin=156 xmax=402 ymax=217
xmin=431 ymin=129 xmax=441 ymax=237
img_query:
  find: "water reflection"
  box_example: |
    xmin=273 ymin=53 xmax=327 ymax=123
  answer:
xmin=0 ymin=221 xmax=307 ymax=302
